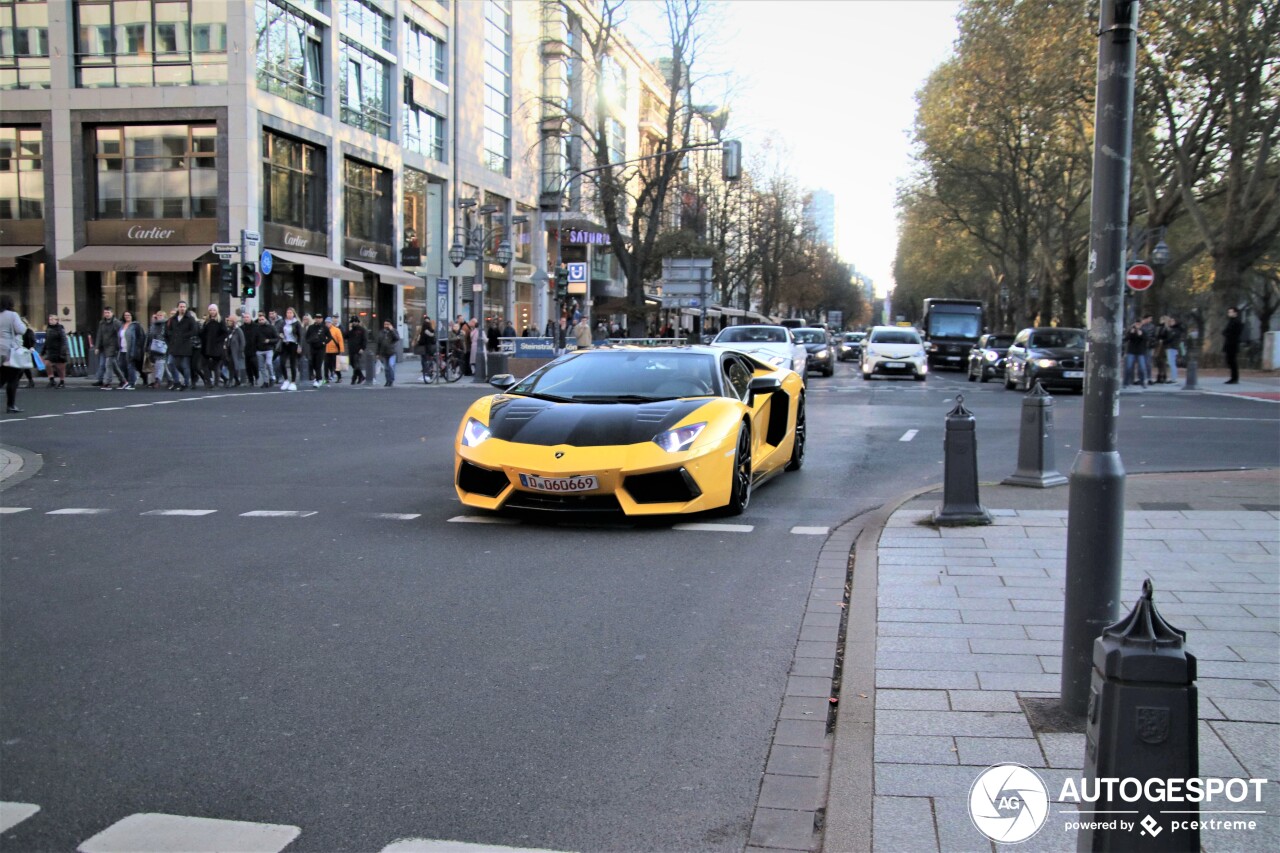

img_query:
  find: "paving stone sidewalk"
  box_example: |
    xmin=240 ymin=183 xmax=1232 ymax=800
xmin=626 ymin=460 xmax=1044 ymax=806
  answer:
xmin=825 ymin=470 xmax=1280 ymax=853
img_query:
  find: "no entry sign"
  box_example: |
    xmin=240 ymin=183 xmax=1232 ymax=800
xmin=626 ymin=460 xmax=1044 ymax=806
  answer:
xmin=1126 ymin=263 xmax=1155 ymax=291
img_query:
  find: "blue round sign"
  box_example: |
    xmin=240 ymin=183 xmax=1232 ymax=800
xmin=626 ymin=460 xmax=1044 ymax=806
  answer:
xmin=259 ymin=250 xmax=273 ymax=276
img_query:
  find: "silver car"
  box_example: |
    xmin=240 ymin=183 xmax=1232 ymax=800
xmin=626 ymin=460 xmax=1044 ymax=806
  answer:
xmin=709 ymin=325 xmax=808 ymax=375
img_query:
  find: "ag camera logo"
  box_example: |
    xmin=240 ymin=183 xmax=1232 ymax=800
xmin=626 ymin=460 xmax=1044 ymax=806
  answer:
xmin=969 ymin=763 xmax=1050 ymax=843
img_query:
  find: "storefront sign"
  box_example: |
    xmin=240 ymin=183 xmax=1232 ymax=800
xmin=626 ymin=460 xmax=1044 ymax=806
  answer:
xmin=558 ymin=229 xmax=611 ymax=246
xmin=401 ymin=246 xmax=421 ymax=267
xmin=344 ymin=236 xmax=392 ymax=266
xmin=262 ymin=222 xmax=328 ymax=256
xmin=86 ymin=219 xmax=217 ymax=245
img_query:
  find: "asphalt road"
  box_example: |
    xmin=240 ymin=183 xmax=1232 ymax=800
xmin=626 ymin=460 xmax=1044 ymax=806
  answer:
xmin=1 ymin=363 xmax=1276 ymax=851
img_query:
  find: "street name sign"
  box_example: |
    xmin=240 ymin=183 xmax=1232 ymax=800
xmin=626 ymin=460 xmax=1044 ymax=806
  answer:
xmin=212 ymin=242 xmax=238 ymax=255
xmin=1126 ymin=263 xmax=1155 ymax=292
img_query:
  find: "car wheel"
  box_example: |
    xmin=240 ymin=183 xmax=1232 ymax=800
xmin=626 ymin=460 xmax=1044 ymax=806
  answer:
xmin=861 ymin=370 xmax=871 ymax=381
xmin=1020 ymin=370 xmax=1032 ymax=392
xmin=1004 ymin=368 xmax=1015 ymax=389
xmin=967 ymin=364 xmax=977 ymax=382
xmin=824 ymin=365 xmax=833 ymax=377
xmin=785 ymin=394 xmax=806 ymax=472
xmin=979 ymin=368 xmax=989 ymax=383
xmin=914 ymin=371 xmax=927 ymax=382
xmin=726 ymin=424 xmax=752 ymax=515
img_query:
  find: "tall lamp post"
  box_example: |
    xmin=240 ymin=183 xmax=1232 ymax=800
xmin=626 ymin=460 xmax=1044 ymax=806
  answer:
xmin=449 ymin=199 xmax=516 ymax=383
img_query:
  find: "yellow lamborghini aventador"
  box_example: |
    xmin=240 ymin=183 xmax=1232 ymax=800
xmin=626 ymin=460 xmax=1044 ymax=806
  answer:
xmin=453 ymin=345 xmax=806 ymax=516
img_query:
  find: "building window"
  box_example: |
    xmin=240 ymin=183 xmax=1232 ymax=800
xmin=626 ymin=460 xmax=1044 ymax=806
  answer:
xmin=402 ymin=166 xmax=428 ymax=264
xmin=262 ymin=130 xmax=326 ymax=233
xmin=341 ymin=0 xmax=389 ymax=52
xmin=482 ymin=0 xmax=510 ymax=175
xmin=0 ymin=126 xmax=43 ymax=220
xmin=93 ymin=124 xmax=216 ymax=220
xmin=74 ymin=0 xmax=227 ymax=88
xmin=404 ymin=17 xmax=445 ymax=85
xmin=256 ymin=0 xmax=324 ymax=113
xmin=0 ymin=0 xmax=50 ymax=90
xmin=608 ymin=118 xmax=626 ymax=165
xmin=403 ymin=78 xmax=444 ymax=160
xmin=340 ymin=39 xmax=391 ymax=139
xmin=343 ymin=158 xmax=391 ymax=246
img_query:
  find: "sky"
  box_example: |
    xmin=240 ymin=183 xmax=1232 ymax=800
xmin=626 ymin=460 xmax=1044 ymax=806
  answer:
xmin=628 ymin=0 xmax=962 ymax=297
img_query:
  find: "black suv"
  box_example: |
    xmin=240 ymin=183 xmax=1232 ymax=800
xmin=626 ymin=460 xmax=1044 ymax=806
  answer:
xmin=967 ymin=332 xmax=1015 ymax=383
xmin=791 ymin=327 xmax=835 ymax=376
xmin=1004 ymin=327 xmax=1087 ymax=392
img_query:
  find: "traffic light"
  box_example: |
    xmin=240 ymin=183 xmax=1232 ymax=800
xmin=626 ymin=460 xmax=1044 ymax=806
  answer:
xmin=241 ymin=262 xmax=257 ymax=299
xmin=721 ymin=139 xmax=742 ymax=182
xmin=221 ymin=263 xmax=236 ymax=295
xmin=555 ymin=266 xmax=569 ymax=299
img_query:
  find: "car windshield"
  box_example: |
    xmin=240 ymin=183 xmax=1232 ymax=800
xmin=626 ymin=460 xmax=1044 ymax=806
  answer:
xmin=988 ymin=335 xmax=1014 ymax=348
xmin=792 ymin=329 xmax=827 ymax=344
xmin=844 ymin=333 xmax=864 ymax=342
xmin=870 ymin=330 xmax=920 ymax=345
xmin=510 ymin=351 xmax=718 ymax=401
xmin=715 ymin=326 xmax=788 ymax=344
xmin=1028 ymin=330 xmax=1085 ymax=349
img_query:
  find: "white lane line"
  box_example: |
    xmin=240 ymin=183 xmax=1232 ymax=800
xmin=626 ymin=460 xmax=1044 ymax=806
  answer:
xmin=153 ymin=400 xmax=180 ymax=404
xmin=46 ymin=508 xmax=110 ymax=515
xmin=791 ymin=526 xmax=830 ymax=535
xmin=240 ymin=510 xmax=318 ymax=518
xmin=96 ymin=407 xmax=125 ymax=412
xmin=65 ymin=410 xmax=95 ymax=415
xmin=1141 ymin=415 xmax=1277 ymax=422
xmin=0 ymin=507 xmax=32 ymax=514
xmin=26 ymin=414 xmax=61 ymax=419
xmin=899 ymin=429 xmax=919 ymax=442
xmin=381 ymin=840 xmax=567 ymax=853
xmin=448 ymin=515 xmax=521 ymax=525
xmin=371 ymin=513 xmax=422 ymax=520
xmin=125 ymin=403 xmax=153 ymax=408
xmin=0 ymin=802 xmax=40 ymax=833
xmin=78 ymin=813 xmax=300 ymax=853
xmin=141 ymin=509 xmax=218 ymax=517
xmin=672 ymin=522 xmax=754 ymax=533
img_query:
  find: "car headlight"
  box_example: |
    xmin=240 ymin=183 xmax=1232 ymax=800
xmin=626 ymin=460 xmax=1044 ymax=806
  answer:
xmin=984 ymin=350 xmax=998 ymax=362
xmin=461 ymin=417 xmax=491 ymax=447
xmin=928 ymin=343 xmax=938 ymax=352
xmin=915 ymin=349 xmax=926 ymax=358
xmin=1035 ymin=358 xmax=1057 ymax=368
xmin=653 ymin=422 xmax=706 ymax=453
xmin=816 ymin=348 xmax=829 ymax=358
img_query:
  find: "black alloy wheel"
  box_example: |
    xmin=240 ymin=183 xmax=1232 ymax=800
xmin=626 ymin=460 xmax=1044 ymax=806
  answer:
xmin=967 ymin=361 xmax=978 ymax=382
xmin=726 ymin=424 xmax=752 ymax=515
xmin=785 ymin=395 xmax=806 ymax=471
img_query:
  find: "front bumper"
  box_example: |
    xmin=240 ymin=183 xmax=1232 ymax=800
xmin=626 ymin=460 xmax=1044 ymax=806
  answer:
xmin=455 ymin=438 xmax=736 ymax=516
xmin=1026 ymin=366 xmax=1084 ymax=389
xmin=864 ymin=357 xmax=926 ymax=376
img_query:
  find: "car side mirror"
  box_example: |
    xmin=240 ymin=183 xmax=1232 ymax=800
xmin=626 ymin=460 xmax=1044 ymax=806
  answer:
xmin=747 ymin=375 xmax=782 ymax=404
xmin=489 ymin=374 xmax=517 ymax=390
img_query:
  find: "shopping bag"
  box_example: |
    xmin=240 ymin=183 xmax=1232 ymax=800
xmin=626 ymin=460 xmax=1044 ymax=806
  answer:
xmin=336 ymin=354 xmax=349 ymax=372
xmin=7 ymin=346 xmax=34 ymax=370
xmin=32 ymin=349 xmax=44 ymax=372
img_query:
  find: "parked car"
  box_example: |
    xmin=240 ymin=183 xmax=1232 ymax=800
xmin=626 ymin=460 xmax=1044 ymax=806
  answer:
xmin=1003 ymin=327 xmax=1087 ymax=392
xmin=709 ymin=324 xmax=808 ymax=375
xmin=966 ymin=332 xmax=1015 ymax=383
xmin=838 ymin=332 xmax=865 ymax=362
xmin=790 ymin=327 xmax=835 ymax=377
xmin=861 ymin=326 xmax=927 ymax=382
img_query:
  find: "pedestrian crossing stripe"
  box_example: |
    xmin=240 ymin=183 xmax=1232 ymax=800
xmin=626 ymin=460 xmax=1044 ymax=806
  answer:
xmin=77 ymin=813 xmax=300 ymax=853
xmin=0 ymin=506 xmax=31 ymax=514
xmin=0 ymin=802 xmax=39 ymax=833
xmin=381 ymin=840 xmax=569 ymax=853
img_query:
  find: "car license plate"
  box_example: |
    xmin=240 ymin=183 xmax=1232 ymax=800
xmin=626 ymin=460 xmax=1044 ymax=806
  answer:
xmin=1063 ymin=371 xmax=1084 ymax=379
xmin=945 ymin=356 xmax=961 ymax=361
xmin=518 ymin=473 xmax=599 ymax=493
xmin=884 ymin=361 xmax=905 ymax=368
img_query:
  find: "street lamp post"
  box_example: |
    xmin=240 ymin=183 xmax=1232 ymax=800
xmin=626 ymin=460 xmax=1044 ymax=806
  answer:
xmin=449 ymin=199 xmax=515 ymax=383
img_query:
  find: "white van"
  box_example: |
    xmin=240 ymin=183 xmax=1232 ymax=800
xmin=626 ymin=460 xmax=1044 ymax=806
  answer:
xmin=861 ymin=326 xmax=927 ymax=381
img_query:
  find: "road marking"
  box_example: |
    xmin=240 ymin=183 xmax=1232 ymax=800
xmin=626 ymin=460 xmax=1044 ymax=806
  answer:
xmin=381 ymin=840 xmax=567 ymax=853
xmin=0 ymin=507 xmax=31 ymax=514
xmin=142 ymin=509 xmax=218 ymax=516
xmin=448 ymin=515 xmax=521 ymax=525
xmin=240 ymin=510 xmax=318 ymax=518
xmin=125 ymin=403 xmax=152 ymax=408
xmin=371 ymin=512 xmax=422 ymax=520
xmin=1140 ymin=415 xmax=1277 ymax=422
xmin=672 ymin=522 xmax=754 ymax=533
xmin=791 ymin=526 xmax=830 ymax=535
xmin=899 ymin=430 xmax=919 ymax=442
xmin=96 ymin=407 xmax=125 ymax=412
xmin=26 ymin=414 xmax=61 ymax=419
xmin=0 ymin=802 xmax=40 ymax=833
xmin=47 ymin=508 xmax=110 ymax=515
xmin=78 ymin=813 xmax=300 ymax=853
xmin=65 ymin=410 xmax=94 ymax=415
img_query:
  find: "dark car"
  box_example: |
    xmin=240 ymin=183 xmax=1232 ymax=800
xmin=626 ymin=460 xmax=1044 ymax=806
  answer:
xmin=838 ymin=332 xmax=865 ymax=362
xmin=790 ymin=327 xmax=835 ymax=376
xmin=966 ymin=332 xmax=1015 ymax=383
xmin=1004 ymin=327 xmax=1087 ymax=392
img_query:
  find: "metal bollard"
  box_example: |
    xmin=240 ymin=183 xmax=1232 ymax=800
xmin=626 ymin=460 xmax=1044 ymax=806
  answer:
xmin=1003 ymin=381 xmax=1068 ymax=488
xmin=932 ymin=395 xmax=992 ymax=525
xmin=1183 ymin=330 xmax=1199 ymax=390
xmin=1079 ymin=579 xmax=1198 ymax=852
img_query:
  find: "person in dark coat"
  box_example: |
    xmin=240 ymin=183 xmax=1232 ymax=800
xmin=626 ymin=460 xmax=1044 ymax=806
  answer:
xmin=165 ymin=301 xmax=199 ymax=389
xmin=253 ymin=313 xmax=280 ymax=387
xmin=146 ymin=310 xmax=169 ymax=389
xmin=93 ymin=307 xmax=125 ymax=387
xmin=375 ymin=319 xmax=399 ymax=386
xmin=304 ymin=316 xmax=332 ymax=386
xmin=346 ymin=317 xmax=368 ymax=385
xmin=200 ymin=305 xmax=229 ymax=388
xmin=41 ymin=314 xmax=70 ymax=388
xmin=118 ymin=311 xmax=146 ymax=389
xmin=242 ymin=312 xmax=260 ymax=387
xmin=1222 ymin=306 xmax=1243 ymax=384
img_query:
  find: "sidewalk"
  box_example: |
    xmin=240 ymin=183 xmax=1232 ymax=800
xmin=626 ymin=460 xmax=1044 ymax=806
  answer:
xmin=1120 ymin=368 xmax=1280 ymax=402
xmin=825 ymin=469 xmax=1280 ymax=853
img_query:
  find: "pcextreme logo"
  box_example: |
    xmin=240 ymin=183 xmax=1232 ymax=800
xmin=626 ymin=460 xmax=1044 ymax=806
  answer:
xmin=968 ymin=764 xmax=1050 ymax=844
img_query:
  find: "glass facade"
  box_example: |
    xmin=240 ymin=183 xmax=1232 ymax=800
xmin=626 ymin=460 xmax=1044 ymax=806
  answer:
xmin=404 ymin=17 xmax=445 ymax=84
xmin=482 ymin=0 xmax=510 ymax=175
xmin=340 ymin=0 xmax=389 ymax=52
xmin=75 ymin=0 xmax=227 ymax=88
xmin=343 ymin=157 xmax=391 ymax=246
xmin=262 ymin=130 xmax=326 ymax=234
xmin=0 ymin=0 xmax=50 ymax=89
xmin=403 ymin=84 xmax=444 ymax=161
xmin=256 ymin=0 xmax=325 ymax=113
xmin=340 ymin=40 xmax=390 ymax=138
xmin=0 ymin=126 xmax=43 ymax=221
xmin=94 ymin=124 xmax=216 ymax=219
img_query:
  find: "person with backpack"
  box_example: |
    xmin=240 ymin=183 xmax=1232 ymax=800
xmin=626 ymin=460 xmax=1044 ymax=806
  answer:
xmin=41 ymin=314 xmax=70 ymax=388
xmin=346 ymin=317 xmax=368 ymax=385
xmin=305 ymin=314 xmax=332 ymax=387
xmin=416 ymin=314 xmax=437 ymax=383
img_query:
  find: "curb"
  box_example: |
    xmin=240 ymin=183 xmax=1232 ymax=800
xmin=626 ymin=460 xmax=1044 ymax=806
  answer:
xmin=0 ymin=443 xmax=42 ymax=492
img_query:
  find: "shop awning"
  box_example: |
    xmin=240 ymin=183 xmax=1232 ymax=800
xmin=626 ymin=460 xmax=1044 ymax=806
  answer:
xmin=58 ymin=244 xmax=210 ymax=272
xmin=0 ymin=246 xmax=42 ymax=268
xmin=346 ymin=260 xmax=422 ymax=288
xmin=267 ymin=248 xmax=363 ymax=282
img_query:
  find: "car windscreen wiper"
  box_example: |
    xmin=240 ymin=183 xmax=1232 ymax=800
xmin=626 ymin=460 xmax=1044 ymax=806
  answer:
xmin=571 ymin=394 xmax=676 ymax=403
xmin=517 ymin=390 xmax=575 ymax=403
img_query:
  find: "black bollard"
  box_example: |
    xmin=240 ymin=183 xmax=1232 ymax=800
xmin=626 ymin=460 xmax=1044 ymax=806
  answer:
xmin=1003 ymin=381 xmax=1068 ymax=488
xmin=1183 ymin=329 xmax=1199 ymax=390
xmin=932 ymin=395 xmax=992 ymax=526
xmin=1078 ymin=580 xmax=1198 ymax=852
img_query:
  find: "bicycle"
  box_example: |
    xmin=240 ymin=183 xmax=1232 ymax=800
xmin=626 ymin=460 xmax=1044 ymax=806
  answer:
xmin=421 ymin=348 xmax=463 ymax=384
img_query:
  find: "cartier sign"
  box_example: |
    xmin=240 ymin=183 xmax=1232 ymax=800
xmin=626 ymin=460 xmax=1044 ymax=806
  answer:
xmin=263 ymin=222 xmax=328 ymax=256
xmin=343 ymin=236 xmax=392 ymax=266
xmin=87 ymin=219 xmax=217 ymax=245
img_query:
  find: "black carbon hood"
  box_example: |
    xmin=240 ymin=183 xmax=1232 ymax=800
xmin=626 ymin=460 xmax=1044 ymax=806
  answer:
xmin=487 ymin=396 xmax=710 ymax=447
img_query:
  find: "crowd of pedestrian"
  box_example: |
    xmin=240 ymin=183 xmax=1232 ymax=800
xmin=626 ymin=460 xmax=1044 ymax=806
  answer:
xmin=1124 ymin=313 xmax=1187 ymax=388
